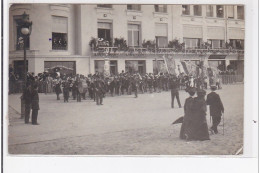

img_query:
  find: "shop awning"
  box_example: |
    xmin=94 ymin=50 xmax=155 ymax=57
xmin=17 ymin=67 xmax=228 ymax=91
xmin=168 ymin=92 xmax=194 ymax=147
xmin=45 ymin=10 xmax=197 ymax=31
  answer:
xmin=208 ymin=55 xmax=226 ymax=59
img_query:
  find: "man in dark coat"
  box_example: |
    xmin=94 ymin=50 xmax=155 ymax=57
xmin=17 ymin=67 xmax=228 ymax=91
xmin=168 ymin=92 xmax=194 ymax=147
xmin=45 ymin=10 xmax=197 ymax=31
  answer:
xmin=94 ymin=77 xmax=105 ymax=105
xmin=31 ymin=84 xmax=40 ymax=125
xmin=169 ymin=75 xmax=182 ymax=108
xmin=206 ymin=85 xmax=224 ymax=134
xmin=23 ymin=82 xmax=32 ymax=123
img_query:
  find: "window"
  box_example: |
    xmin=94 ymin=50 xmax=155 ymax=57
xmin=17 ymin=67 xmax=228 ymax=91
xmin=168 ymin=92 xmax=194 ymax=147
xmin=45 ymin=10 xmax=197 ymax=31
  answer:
xmin=125 ymin=60 xmax=146 ymax=74
xmin=14 ymin=15 xmax=30 ymax=50
xmin=193 ymin=5 xmax=202 ymax=16
xmin=52 ymin=33 xmax=67 ymax=50
xmin=98 ymin=22 xmax=112 ymax=46
xmin=110 ymin=60 xmax=118 ymax=75
xmin=206 ymin=5 xmax=213 ymax=17
xmin=229 ymin=39 xmax=244 ymax=49
xmin=207 ymin=39 xmax=225 ymax=49
xmin=153 ymin=60 xmax=166 ymax=74
xmin=154 ymin=5 xmax=167 ymax=13
xmin=182 ymin=5 xmax=190 ymax=15
xmin=127 ymin=4 xmax=141 ymax=11
xmin=97 ymin=4 xmax=112 ymax=8
xmin=155 ymin=23 xmax=168 ymax=48
xmin=183 ymin=38 xmax=202 ymax=48
xmin=216 ymin=5 xmax=224 ymax=18
xmin=227 ymin=5 xmax=234 ymax=19
xmin=94 ymin=60 xmax=118 ymax=75
xmin=128 ymin=24 xmax=141 ymax=47
xmin=52 ymin=16 xmax=68 ymax=50
xmin=237 ymin=6 xmax=244 ymax=20
xmin=44 ymin=61 xmax=76 ymax=77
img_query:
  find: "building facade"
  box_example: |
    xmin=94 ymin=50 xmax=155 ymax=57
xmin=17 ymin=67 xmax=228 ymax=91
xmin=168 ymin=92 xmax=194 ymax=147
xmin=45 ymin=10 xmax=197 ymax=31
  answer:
xmin=9 ymin=4 xmax=245 ymax=78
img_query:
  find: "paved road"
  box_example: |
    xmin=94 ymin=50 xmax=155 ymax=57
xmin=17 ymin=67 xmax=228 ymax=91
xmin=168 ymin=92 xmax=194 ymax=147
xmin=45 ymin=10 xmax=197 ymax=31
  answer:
xmin=8 ymin=85 xmax=243 ymax=155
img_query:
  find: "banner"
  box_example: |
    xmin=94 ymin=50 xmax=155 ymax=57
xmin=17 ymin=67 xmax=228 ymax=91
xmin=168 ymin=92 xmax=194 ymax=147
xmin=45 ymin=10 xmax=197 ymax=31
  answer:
xmin=104 ymin=58 xmax=110 ymax=77
xmin=163 ymin=55 xmax=177 ymax=74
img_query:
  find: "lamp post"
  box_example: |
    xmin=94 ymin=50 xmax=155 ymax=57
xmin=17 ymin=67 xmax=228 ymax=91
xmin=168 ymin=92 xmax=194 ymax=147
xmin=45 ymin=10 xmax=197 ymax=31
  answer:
xmin=20 ymin=12 xmax=32 ymax=118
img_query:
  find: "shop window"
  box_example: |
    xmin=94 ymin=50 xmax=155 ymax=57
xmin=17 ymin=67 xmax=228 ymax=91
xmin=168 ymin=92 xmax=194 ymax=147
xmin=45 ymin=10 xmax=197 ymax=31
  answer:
xmin=128 ymin=24 xmax=141 ymax=47
xmin=216 ymin=5 xmax=224 ymax=18
xmin=44 ymin=61 xmax=76 ymax=77
xmin=14 ymin=15 xmax=30 ymax=50
xmin=110 ymin=60 xmax=118 ymax=75
xmin=237 ymin=6 xmax=244 ymax=20
xmin=97 ymin=4 xmax=112 ymax=8
xmin=194 ymin=5 xmax=202 ymax=16
xmin=125 ymin=60 xmax=146 ymax=74
xmin=154 ymin=5 xmax=167 ymax=13
xmin=206 ymin=5 xmax=213 ymax=17
xmin=182 ymin=5 xmax=190 ymax=15
xmin=127 ymin=4 xmax=141 ymax=11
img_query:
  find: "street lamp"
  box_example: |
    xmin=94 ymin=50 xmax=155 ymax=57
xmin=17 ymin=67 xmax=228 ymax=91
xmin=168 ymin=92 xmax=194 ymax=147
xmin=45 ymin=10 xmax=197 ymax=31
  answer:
xmin=20 ymin=11 xmax=32 ymax=118
xmin=20 ymin=11 xmax=32 ymax=84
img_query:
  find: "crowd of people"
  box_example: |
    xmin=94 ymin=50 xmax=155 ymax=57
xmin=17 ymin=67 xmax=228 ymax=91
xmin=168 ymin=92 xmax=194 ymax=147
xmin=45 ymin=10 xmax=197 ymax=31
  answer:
xmin=20 ymin=69 xmax=224 ymax=140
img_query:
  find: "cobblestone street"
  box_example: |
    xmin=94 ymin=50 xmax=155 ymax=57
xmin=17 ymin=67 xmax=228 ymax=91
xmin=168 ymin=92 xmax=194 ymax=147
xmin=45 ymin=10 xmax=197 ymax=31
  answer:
xmin=8 ymin=84 xmax=243 ymax=155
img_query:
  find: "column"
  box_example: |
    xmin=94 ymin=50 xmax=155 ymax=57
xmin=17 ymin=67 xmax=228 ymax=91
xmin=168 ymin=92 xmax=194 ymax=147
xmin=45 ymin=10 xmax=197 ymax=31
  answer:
xmin=213 ymin=5 xmax=217 ymax=18
xmin=234 ymin=5 xmax=238 ymax=19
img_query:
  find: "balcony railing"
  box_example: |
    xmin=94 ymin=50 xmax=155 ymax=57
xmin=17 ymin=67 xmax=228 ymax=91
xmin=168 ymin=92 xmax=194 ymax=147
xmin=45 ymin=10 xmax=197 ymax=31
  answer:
xmin=91 ymin=46 xmax=244 ymax=57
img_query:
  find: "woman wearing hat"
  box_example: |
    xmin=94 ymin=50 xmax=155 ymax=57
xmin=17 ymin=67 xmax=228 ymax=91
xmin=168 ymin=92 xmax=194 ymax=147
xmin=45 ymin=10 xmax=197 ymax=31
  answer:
xmin=180 ymin=87 xmax=196 ymax=140
xmin=188 ymin=89 xmax=210 ymax=141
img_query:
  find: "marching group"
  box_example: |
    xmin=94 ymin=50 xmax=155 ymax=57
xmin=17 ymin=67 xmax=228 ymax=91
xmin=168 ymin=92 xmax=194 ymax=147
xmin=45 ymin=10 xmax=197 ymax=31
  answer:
xmin=20 ymin=70 xmax=224 ymax=142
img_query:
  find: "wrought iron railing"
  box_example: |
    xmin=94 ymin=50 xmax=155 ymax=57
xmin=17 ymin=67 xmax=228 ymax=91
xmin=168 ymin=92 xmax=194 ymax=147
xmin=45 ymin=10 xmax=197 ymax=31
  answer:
xmin=91 ymin=46 xmax=244 ymax=56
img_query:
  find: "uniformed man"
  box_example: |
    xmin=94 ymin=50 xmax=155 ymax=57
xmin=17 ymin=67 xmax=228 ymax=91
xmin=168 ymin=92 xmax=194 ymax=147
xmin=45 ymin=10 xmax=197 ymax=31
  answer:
xmin=31 ymin=84 xmax=40 ymax=125
xmin=206 ymin=85 xmax=224 ymax=134
xmin=23 ymin=82 xmax=32 ymax=123
xmin=169 ymin=75 xmax=182 ymax=108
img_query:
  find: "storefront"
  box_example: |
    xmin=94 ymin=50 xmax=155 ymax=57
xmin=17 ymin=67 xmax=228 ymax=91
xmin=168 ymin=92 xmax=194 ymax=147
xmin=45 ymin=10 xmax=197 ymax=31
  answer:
xmin=44 ymin=61 xmax=76 ymax=77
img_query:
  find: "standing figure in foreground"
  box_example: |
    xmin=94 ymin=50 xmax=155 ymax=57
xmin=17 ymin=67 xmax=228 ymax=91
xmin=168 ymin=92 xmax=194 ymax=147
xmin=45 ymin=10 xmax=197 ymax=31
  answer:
xmin=188 ymin=89 xmax=210 ymax=141
xmin=169 ymin=75 xmax=181 ymax=108
xmin=54 ymin=79 xmax=62 ymax=100
xmin=23 ymin=82 xmax=32 ymax=123
xmin=180 ymin=87 xmax=196 ymax=140
xmin=206 ymin=85 xmax=224 ymax=134
xmin=95 ymin=77 xmax=105 ymax=105
xmin=31 ymin=84 xmax=40 ymax=125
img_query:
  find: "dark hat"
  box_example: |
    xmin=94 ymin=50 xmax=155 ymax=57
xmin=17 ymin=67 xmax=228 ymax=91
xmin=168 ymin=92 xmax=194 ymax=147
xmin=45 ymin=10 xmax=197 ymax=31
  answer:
xmin=210 ymin=85 xmax=217 ymax=90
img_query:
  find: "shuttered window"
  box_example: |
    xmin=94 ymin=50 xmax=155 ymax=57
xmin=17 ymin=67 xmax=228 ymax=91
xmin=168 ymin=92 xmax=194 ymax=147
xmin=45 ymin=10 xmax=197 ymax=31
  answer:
xmin=128 ymin=24 xmax=141 ymax=47
xmin=183 ymin=25 xmax=203 ymax=38
xmin=207 ymin=27 xmax=225 ymax=40
xmin=52 ymin=16 xmax=68 ymax=33
xmin=227 ymin=5 xmax=234 ymax=19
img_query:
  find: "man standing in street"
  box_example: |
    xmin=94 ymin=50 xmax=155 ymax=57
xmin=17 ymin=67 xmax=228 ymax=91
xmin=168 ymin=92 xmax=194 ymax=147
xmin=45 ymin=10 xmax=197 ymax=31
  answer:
xmin=206 ymin=85 xmax=224 ymax=134
xmin=23 ymin=82 xmax=32 ymax=124
xmin=31 ymin=84 xmax=40 ymax=125
xmin=169 ymin=75 xmax=182 ymax=108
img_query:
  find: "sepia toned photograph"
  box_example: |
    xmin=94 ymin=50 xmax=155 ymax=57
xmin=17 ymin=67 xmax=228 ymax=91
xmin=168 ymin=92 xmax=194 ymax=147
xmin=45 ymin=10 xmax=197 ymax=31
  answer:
xmin=7 ymin=4 xmax=245 ymax=155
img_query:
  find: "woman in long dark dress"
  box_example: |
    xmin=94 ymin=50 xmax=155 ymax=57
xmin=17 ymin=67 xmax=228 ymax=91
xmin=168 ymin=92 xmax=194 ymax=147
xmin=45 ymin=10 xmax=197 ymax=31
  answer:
xmin=188 ymin=89 xmax=210 ymax=141
xmin=180 ymin=87 xmax=196 ymax=140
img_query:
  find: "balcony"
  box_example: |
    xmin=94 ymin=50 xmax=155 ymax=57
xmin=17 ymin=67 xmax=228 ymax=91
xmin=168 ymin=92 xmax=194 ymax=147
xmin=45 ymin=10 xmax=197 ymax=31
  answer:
xmin=91 ymin=46 xmax=244 ymax=57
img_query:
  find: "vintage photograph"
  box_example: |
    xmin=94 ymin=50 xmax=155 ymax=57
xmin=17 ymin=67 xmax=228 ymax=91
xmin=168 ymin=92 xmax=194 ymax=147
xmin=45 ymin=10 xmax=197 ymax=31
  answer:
xmin=8 ymin=4 xmax=244 ymax=155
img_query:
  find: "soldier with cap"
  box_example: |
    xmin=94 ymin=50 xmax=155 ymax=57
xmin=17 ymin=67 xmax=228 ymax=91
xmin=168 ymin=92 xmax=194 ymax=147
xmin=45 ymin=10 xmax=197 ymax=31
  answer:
xmin=31 ymin=84 xmax=40 ymax=125
xmin=206 ymin=85 xmax=224 ymax=134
